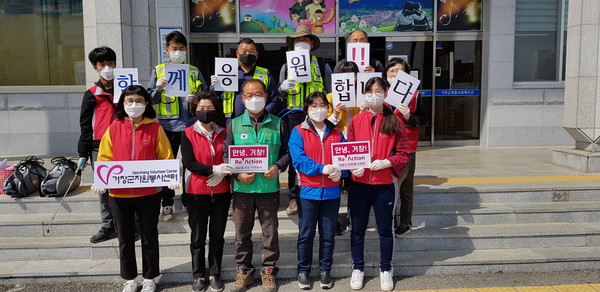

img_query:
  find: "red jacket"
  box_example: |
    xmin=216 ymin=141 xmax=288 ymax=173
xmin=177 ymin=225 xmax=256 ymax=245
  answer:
xmin=295 ymin=121 xmax=344 ymax=188
xmin=395 ymin=92 xmax=419 ymax=151
xmin=90 ymin=84 xmax=116 ymax=141
xmin=346 ymin=109 xmax=410 ymax=185
xmin=183 ymin=124 xmax=230 ymax=195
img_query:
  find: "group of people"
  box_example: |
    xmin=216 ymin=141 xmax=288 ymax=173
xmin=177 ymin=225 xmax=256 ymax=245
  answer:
xmin=77 ymin=25 xmax=425 ymax=292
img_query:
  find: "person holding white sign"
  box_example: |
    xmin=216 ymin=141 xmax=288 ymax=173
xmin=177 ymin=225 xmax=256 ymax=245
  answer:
xmin=180 ymin=92 xmax=232 ymax=292
xmin=333 ymin=30 xmax=384 ymax=73
xmin=78 ymin=46 xmax=118 ymax=244
xmin=278 ymin=25 xmax=332 ymax=216
xmin=288 ymin=91 xmax=345 ymax=290
xmin=147 ymin=31 xmax=207 ymax=222
xmin=345 ymin=77 xmax=410 ymax=291
xmin=385 ymin=58 xmax=427 ymax=239
xmin=95 ymin=85 xmax=175 ymax=292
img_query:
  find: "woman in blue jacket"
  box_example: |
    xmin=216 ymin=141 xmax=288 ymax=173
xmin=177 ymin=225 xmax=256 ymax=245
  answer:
xmin=288 ymin=91 xmax=345 ymax=290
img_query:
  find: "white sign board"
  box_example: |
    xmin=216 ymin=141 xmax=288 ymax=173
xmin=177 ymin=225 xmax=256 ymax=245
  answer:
xmin=386 ymin=70 xmax=421 ymax=107
xmin=356 ymin=73 xmax=381 ymax=107
xmin=229 ymin=145 xmax=269 ymax=173
xmin=214 ymin=58 xmax=238 ymax=92
xmin=331 ymin=73 xmax=356 ymax=107
xmin=159 ymin=27 xmax=183 ymax=64
xmin=93 ymin=160 xmax=180 ymax=189
xmin=286 ymin=49 xmax=312 ymax=83
xmin=331 ymin=141 xmax=371 ymax=170
xmin=347 ymin=43 xmax=370 ymax=72
xmin=114 ymin=68 xmax=139 ymax=103
xmin=164 ymin=63 xmax=190 ymax=97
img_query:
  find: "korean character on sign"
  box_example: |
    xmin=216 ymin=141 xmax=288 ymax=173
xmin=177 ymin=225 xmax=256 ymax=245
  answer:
xmin=219 ymin=63 xmax=236 ymax=87
xmin=117 ymin=73 xmax=137 ymax=89
xmin=167 ymin=69 xmax=187 ymax=92
xmin=391 ymin=79 xmax=416 ymax=105
xmin=290 ymin=55 xmax=309 ymax=78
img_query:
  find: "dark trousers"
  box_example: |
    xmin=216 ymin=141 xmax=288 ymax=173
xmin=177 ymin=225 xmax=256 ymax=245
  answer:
xmin=109 ymin=194 xmax=161 ymax=280
xmin=297 ymin=197 xmax=340 ymax=273
xmin=91 ymin=150 xmax=113 ymax=229
xmin=286 ymin=110 xmax=306 ymax=199
xmin=183 ymin=192 xmax=232 ymax=279
xmin=161 ymin=130 xmax=182 ymax=207
xmin=396 ymin=151 xmax=416 ymax=226
xmin=349 ymin=181 xmax=395 ymax=272
xmin=233 ymin=191 xmax=280 ymax=275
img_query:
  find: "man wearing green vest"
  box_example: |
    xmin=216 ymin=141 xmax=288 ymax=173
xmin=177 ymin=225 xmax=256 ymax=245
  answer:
xmin=147 ymin=31 xmax=207 ymax=221
xmin=224 ymin=79 xmax=290 ymax=292
xmin=278 ymin=25 xmax=332 ymax=215
xmin=210 ymin=38 xmax=278 ymax=119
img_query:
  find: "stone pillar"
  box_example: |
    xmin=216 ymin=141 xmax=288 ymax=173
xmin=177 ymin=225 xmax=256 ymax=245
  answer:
xmin=553 ymin=0 xmax=600 ymax=172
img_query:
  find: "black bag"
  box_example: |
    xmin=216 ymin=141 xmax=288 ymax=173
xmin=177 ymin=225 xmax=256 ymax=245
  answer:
xmin=40 ymin=157 xmax=81 ymax=197
xmin=2 ymin=156 xmax=47 ymax=197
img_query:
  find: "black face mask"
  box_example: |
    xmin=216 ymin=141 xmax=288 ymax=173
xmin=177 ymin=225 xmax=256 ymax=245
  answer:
xmin=196 ymin=110 xmax=217 ymax=124
xmin=239 ymin=53 xmax=257 ymax=67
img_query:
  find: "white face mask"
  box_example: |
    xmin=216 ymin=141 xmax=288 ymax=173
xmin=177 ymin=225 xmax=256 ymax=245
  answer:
xmin=245 ymin=96 xmax=266 ymax=114
xmin=387 ymin=77 xmax=395 ymax=86
xmin=294 ymin=42 xmax=311 ymax=51
xmin=308 ymin=107 xmax=328 ymax=123
xmin=313 ymin=0 xmax=319 ymax=4
xmin=365 ymin=92 xmax=385 ymax=108
xmin=124 ymin=102 xmax=146 ymax=118
xmin=169 ymin=50 xmax=186 ymax=64
xmin=99 ymin=66 xmax=114 ymax=81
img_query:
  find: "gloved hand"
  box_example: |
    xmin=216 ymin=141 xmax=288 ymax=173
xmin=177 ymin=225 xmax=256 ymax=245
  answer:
xmin=210 ymin=75 xmax=218 ymax=87
xmin=328 ymin=169 xmax=341 ymax=182
xmin=279 ymin=79 xmax=296 ymax=92
xmin=351 ymin=168 xmax=365 ymax=177
xmin=156 ymin=77 xmax=168 ymax=92
xmin=92 ymin=186 xmax=106 ymax=195
xmin=397 ymin=104 xmax=410 ymax=120
xmin=322 ymin=164 xmax=336 ymax=175
xmin=207 ymin=173 xmax=226 ymax=186
xmin=369 ymin=159 xmax=392 ymax=171
xmin=168 ymin=183 xmax=180 ymax=190
xmin=213 ymin=163 xmax=234 ymax=175
xmin=185 ymin=94 xmax=198 ymax=103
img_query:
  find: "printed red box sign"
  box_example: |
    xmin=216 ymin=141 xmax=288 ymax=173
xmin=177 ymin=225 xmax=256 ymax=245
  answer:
xmin=229 ymin=145 xmax=269 ymax=173
xmin=331 ymin=141 xmax=371 ymax=170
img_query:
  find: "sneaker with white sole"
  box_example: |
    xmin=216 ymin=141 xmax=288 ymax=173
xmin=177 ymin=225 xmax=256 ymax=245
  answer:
xmin=350 ymin=269 xmax=364 ymax=290
xmin=122 ymin=280 xmax=137 ymax=292
xmin=380 ymin=269 xmax=394 ymax=291
xmin=162 ymin=206 xmax=173 ymax=221
xmin=141 ymin=278 xmax=156 ymax=292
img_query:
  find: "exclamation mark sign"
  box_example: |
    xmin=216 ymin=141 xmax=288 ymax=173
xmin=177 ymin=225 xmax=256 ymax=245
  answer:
xmin=361 ymin=47 xmax=365 ymax=66
xmin=352 ymin=48 xmax=356 ymax=62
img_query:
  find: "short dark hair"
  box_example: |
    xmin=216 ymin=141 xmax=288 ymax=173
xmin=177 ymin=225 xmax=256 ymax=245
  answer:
xmin=384 ymin=57 xmax=412 ymax=76
xmin=334 ymin=61 xmax=359 ymax=74
xmin=238 ymin=38 xmax=257 ymax=47
xmin=303 ymin=91 xmax=330 ymax=112
xmin=165 ymin=31 xmax=187 ymax=48
xmin=88 ymin=46 xmax=116 ymax=66
xmin=344 ymin=29 xmax=368 ymax=43
xmin=193 ymin=91 xmax=227 ymax=128
xmin=115 ymin=85 xmax=156 ymax=120
xmin=241 ymin=79 xmax=267 ymax=93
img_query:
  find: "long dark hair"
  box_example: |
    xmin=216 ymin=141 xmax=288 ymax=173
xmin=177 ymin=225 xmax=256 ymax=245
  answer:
xmin=364 ymin=77 xmax=399 ymax=136
xmin=115 ymin=85 xmax=156 ymax=120
xmin=193 ymin=91 xmax=226 ymax=128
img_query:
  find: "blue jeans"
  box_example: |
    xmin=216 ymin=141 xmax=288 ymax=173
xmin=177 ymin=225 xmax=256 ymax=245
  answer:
xmin=297 ymin=197 xmax=340 ymax=272
xmin=349 ymin=181 xmax=395 ymax=272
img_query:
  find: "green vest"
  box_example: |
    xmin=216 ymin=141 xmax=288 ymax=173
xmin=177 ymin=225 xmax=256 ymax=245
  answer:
xmin=155 ymin=64 xmax=203 ymax=120
xmin=287 ymin=55 xmax=325 ymax=108
xmin=223 ymin=66 xmax=269 ymax=117
xmin=231 ymin=111 xmax=281 ymax=193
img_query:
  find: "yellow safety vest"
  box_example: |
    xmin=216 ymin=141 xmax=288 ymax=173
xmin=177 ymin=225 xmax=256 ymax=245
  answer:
xmin=223 ymin=66 xmax=269 ymax=117
xmin=287 ymin=55 xmax=324 ymax=108
xmin=155 ymin=64 xmax=203 ymax=120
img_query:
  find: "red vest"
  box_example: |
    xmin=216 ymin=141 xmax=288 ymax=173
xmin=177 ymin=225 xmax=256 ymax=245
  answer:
xmin=349 ymin=111 xmax=397 ymax=185
xmin=395 ymin=92 xmax=419 ymax=151
xmin=183 ymin=125 xmax=230 ymax=195
xmin=295 ymin=123 xmax=343 ymax=188
xmin=109 ymin=119 xmax=162 ymax=196
xmin=90 ymin=84 xmax=116 ymax=141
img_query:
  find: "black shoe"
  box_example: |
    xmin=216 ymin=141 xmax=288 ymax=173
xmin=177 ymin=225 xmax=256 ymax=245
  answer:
xmin=335 ymin=221 xmax=344 ymax=236
xmin=298 ymin=271 xmax=311 ymax=290
xmin=209 ymin=277 xmax=224 ymax=292
xmin=90 ymin=227 xmax=116 ymax=243
xmin=192 ymin=278 xmax=205 ymax=292
xmin=319 ymin=270 xmax=332 ymax=289
xmin=135 ymin=232 xmax=141 ymax=241
xmin=394 ymin=224 xmax=411 ymax=238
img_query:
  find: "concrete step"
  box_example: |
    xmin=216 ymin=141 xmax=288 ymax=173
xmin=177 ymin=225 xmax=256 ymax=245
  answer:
xmin=2 ymin=222 xmax=600 ymax=262
xmin=3 ymin=246 xmax=600 ymax=284
xmin=413 ymin=188 xmax=600 ymax=204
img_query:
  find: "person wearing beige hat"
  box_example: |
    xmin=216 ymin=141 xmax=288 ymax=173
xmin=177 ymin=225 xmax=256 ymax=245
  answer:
xmin=278 ymin=24 xmax=332 ymax=216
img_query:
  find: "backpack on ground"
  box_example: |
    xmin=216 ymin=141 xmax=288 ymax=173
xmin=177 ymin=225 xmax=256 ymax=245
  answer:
xmin=2 ymin=156 xmax=47 ymax=197
xmin=40 ymin=157 xmax=81 ymax=197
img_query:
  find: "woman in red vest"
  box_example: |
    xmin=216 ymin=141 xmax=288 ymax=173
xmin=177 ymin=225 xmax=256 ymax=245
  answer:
xmin=95 ymin=85 xmax=174 ymax=292
xmin=180 ymin=91 xmax=233 ymax=292
xmin=346 ymin=77 xmax=410 ymax=291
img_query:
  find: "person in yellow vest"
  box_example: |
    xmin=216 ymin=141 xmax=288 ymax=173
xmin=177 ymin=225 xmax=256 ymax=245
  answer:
xmin=278 ymin=24 xmax=332 ymax=216
xmin=210 ymin=38 xmax=278 ymax=119
xmin=147 ymin=31 xmax=207 ymax=221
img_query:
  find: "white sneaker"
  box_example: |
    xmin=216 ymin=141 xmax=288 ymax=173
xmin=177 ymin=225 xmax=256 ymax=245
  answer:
xmin=122 ymin=280 xmax=137 ymax=292
xmin=350 ymin=269 xmax=364 ymax=290
xmin=141 ymin=278 xmax=156 ymax=292
xmin=380 ymin=269 xmax=394 ymax=291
